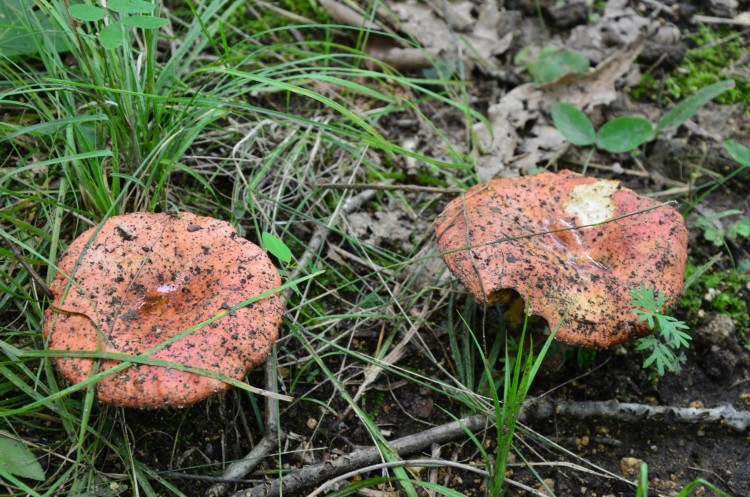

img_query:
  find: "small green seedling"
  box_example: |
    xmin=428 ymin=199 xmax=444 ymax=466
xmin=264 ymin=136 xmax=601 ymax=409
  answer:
xmin=552 ymin=79 xmax=735 ymax=154
xmin=695 ymin=210 xmax=750 ymax=247
xmin=69 ymin=0 xmax=169 ymax=49
xmin=261 ymin=231 xmax=293 ymax=264
xmin=630 ymin=285 xmax=691 ymax=376
xmin=516 ymin=46 xmax=589 ymax=83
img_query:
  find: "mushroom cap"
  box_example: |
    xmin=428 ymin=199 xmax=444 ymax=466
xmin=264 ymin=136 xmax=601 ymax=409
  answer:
xmin=434 ymin=170 xmax=688 ymax=348
xmin=44 ymin=212 xmax=283 ymax=408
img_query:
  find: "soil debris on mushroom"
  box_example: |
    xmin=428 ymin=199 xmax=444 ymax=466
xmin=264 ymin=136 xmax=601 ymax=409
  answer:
xmin=434 ymin=170 xmax=688 ymax=348
xmin=44 ymin=211 xmax=284 ymax=409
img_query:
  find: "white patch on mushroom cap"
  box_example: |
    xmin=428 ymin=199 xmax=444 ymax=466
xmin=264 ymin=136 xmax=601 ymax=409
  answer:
xmin=564 ymin=181 xmax=618 ymax=225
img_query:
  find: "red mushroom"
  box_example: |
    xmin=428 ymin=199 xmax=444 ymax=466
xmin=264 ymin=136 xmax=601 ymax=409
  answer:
xmin=434 ymin=170 xmax=688 ymax=348
xmin=44 ymin=212 xmax=283 ymax=408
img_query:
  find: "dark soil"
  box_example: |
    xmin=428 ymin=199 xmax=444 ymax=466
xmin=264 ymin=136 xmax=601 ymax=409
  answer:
xmin=523 ymin=323 xmax=750 ymax=497
xmin=118 ymin=304 xmax=750 ymax=496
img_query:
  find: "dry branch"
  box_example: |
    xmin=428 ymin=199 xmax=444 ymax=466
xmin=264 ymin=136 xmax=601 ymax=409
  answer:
xmin=523 ymin=400 xmax=750 ymax=432
xmin=231 ymin=414 xmax=490 ymax=497
xmin=206 ymin=358 xmax=284 ymax=497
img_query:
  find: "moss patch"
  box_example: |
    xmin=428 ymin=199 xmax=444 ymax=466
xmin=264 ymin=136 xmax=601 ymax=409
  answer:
xmin=633 ymin=25 xmax=750 ymax=109
xmin=680 ymin=263 xmax=750 ymax=333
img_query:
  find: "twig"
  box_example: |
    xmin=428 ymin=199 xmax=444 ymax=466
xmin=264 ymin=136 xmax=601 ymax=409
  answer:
xmin=641 ymin=0 xmax=670 ymax=18
xmin=560 ymin=158 xmax=686 ymax=187
xmin=692 ymin=15 xmax=750 ymax=26
xmin=307 ymin=458 xmax=554 ymax=497
xmin=232 ymin=397 xmax=749 ymax=496
xmin=427 ymin=444 xmax=440 ymax=497
xmin=318 ymin=182 xmax=464 ymax=194
xmin=699 ymin=27 xmax=750 ymax=50
xmin=318 ymin=0 xmax=380 ymax=30
xmin=644 ymin=185 xmax=691 ymax=197
xmin=165 ymin=472 xmax=261 ymax=484
xmin=232 ymin=414 xmax=491 ymax=497
xmin=307 ymin=458 xmax=490 ymax=497
xmin=522 ymin=400 xmax=750 ymax=432
xmin=730 ymin=377 xmax=750 ymax=389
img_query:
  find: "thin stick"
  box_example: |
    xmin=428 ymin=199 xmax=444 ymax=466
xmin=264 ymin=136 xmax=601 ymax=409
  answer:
xmin=561 ymin=159 xmax=686 ymax=187
xmin=165 ymin=472 xmax=260 ymax=484
xmin=232 ymin=414 xmax=491 ymax=497
xmin=692 ymin=14 xmax=750 ymax=26
xmin=317 ymin=182 xmax=464 ymax=194
xmin=699 ymin=26 xmax=750 ymax=50
xmin=307 ymin=458 xmax=490 ymax=497
xmin=232 ymin=397 xmax=750 ymax=496
xmin=522 ymin=400 xmax=750 ymax=432
xmin=306 ymin=458 xmax=550 ymax=497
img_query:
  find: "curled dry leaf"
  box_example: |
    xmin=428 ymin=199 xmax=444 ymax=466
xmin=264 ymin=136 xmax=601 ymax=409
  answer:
xmin=567 ymin=0 xmax=650 ymax=63
xmin=434 ymin=170 xmax=688 ymax=348
xmin=44 ymin=212 xmax=283 ymax=408
xmin=321 ymin=0 xmax=514 ymax=71
xmin=567 ymin=0 xmax=683 ymax=65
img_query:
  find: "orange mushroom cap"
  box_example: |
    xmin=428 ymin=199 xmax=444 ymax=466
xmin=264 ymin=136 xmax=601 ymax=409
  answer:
xmin=434 ymin=170 xmax=688 ymax=348
xmin=44 ymin=212 xmax=283 ymax=408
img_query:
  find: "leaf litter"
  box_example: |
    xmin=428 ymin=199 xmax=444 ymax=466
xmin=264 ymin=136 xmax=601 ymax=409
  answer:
xmin=346 ymin=199 xmax=417 ymax=250
xmin=474 ymin=39 xmax=644 ymax=179
xmin=307 ymin=1 xmax=750 ymax=496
